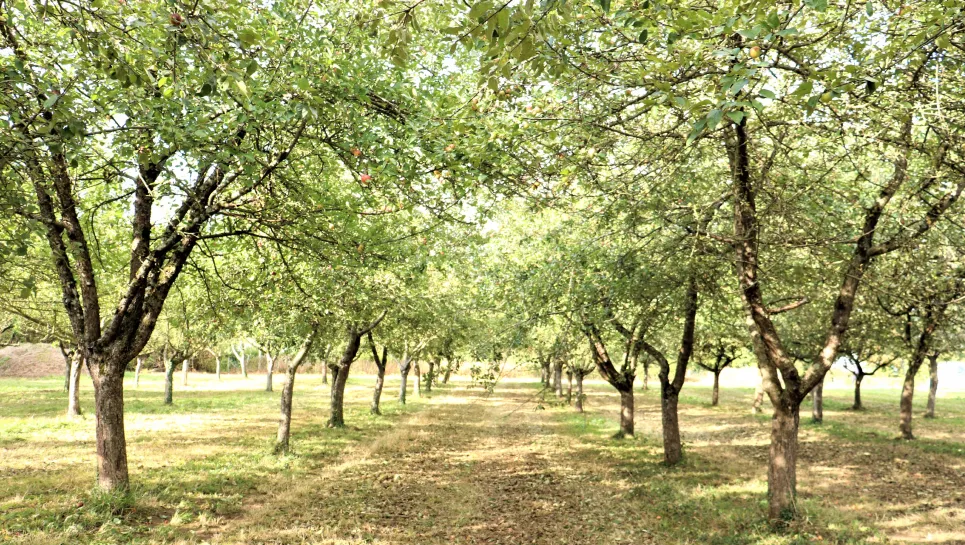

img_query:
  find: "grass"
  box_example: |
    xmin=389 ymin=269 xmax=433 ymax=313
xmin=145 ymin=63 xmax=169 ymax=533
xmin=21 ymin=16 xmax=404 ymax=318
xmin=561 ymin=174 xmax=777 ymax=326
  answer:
xmin=1 ymin=372 xmax=963 ymax=544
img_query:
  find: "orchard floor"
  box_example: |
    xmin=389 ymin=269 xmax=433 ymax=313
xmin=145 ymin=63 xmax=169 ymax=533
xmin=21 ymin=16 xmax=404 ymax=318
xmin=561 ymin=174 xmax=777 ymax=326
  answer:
xmin=1 ymin=373 xmax=964 ymax=544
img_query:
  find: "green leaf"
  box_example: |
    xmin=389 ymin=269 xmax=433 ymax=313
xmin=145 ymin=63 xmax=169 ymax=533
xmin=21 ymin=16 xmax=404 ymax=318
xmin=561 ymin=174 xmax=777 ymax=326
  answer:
xmin=726 ymin=111 xmax=745 ymax=124
xmin=728 ymin=78 xmax=749 ymax=96
xmin=792 ymin=80 xmax=813 ymax=97
xmin=866 ymin=1 xmax=874 ymax=16
xmin=598 ymin=0 xmax=611 ymax=13
xmin=638 ymin=29 xmax=648 ymax=43
xmin=805 ymin=0 xmax=828 ymax=12
xmin=759 ymin=89 xmax=777 ymax=99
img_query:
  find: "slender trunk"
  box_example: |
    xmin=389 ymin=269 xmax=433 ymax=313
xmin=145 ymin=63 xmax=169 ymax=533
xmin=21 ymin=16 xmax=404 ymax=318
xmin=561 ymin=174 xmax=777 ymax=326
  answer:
xmin=64 ymin=355 xmax=71 ymax=392
xmin=90 ymin=363 xmax=129 ymax=491
xmin=712 ymin=370 xmax=721 ymax=406
xmin=566 ymin=370 xmax=573 ymax=404
xmin=752 ymin=379 xmax=765 ymax=414
xmin=575 ymin=373 xmax=585 ymax=412
xmin=642 ymin=360 xmax=649 ymax=391
xmin=66 ymin=351 xmax=83 ymax=418
xmin=275 ymin=366 xmax=297 ymax=454
xmin=425 ymin=359 xmax=435 ymax=393
xmin=661 ymin=390 xmax=682 ymax=465
xmin=265 ymin=354 xmax=274 ymax=392
xmin=852 ymin=373 xmax=864 ymax=410
xmin=443 ymin=365 xmax=452 ymax=384
xmin=399 ymin=365 xmax=409 ymax=405
xmin=181 ymin=358 xmax=189 ymax=387
xmin=811 ymin=380 xmax=823 ymax=423
xmin=134 ymin=357 xmax=142 ymax=389
xmin=163 ymin=359 xmax=175 ymax=405
xmin=371 ymin=368 xmax=385 ymax=415
xmin=553 ymin=361 xmax=563 ymax=398
xmin=216 ymin=356 xmax=221 ymax=381
xmin=618 ymin=388 xmax=634 ymax=437
xmin=329 ymin=365 xmax=348 ymax=427
xmin=240 ymin=352 xmax=247 ymax=378
xmin=540 ymin=359 xmax=550 ymax=386
xmin=768 ymin=400 xmax=800 ymax=521
xmin=321 ymin=363 xmax=328 ymax=385
xmin=899 ymin=364 xmax=918 ymax=439
xmin=414 ymin=361 xmax=422 ymax=398
xmin=925 ymin=353 xmax=938 ymax=419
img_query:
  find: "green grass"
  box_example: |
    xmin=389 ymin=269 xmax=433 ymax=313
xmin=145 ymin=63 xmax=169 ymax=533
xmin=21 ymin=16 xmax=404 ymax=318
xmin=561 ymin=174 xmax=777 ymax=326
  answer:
xmin=0 ymin=372 xmax=429 ymax=544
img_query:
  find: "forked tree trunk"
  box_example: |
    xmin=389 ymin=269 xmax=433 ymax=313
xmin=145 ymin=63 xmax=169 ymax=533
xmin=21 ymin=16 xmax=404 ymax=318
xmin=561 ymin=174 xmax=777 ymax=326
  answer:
xmin=712 ymin=371 xmax=721 ymax=406
xmin=134 ymin=356 xmax=143 ymax=389
xmin=925 ymin=353 xmax=939 ymax=419
xmin=265 ymin=353 xmax=275 ymax=392
xmin=852 ymin=373 xmax=864 ymax=410
xmin=661 ymin=390 xmax=682 ymax=464
xmin=575 ymin=373 xmax=585 ymax=412
xmin=768 ymin=399 xmax=800 ymax=521
xmin=66 ymin=351 xmax=83 ymax=418
xmin=181 ymin=358 xmax=189 ymax=387
xmin=89 ymin=362 xmax=129 ymax=490
xmin=811 ymin=380 xmax=823 ymax=423
xmin=553 ymin=361 xmax=563 ymax=398
xmin=328 ymin=315 xmax=386 ymax=427
xmin=618 ymin=388 xmax=634 ymax=437
xmin=164 ymin=359 xmax=176 ymax=405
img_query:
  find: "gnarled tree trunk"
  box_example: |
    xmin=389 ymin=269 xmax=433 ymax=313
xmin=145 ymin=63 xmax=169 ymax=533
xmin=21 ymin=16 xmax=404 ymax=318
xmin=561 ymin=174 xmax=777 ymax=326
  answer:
xmin=768 ymin=398 xmax=800 ymax=521
xmin=618 ymin=387 xmax=634 ymax=437
xmin=369 ymin=333 xmax=387 ymax=415
xmin=712 ymin=371 xmax=721 ymax=406
xmin=89 ymin=360 xmax=129 ymax=490
xmin=328 ymin=313 xmax=386 ymax=428
xmin=661 ymin=390 xmax=682 ymax=463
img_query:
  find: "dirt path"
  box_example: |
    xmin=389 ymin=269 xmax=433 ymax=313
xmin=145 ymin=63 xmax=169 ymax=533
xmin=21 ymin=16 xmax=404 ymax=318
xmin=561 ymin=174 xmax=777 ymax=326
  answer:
xmin=224 ymin=385 xmax=656 ymax=544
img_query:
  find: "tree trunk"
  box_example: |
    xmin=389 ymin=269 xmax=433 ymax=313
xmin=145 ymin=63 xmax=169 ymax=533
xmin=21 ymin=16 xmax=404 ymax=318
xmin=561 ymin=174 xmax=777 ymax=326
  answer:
xmin=810 ymin=379 xmax=823 ymax=423
xmin=661 ymin=389 xmax=682 ymax=465
xmin=163 ymin=359 xmax=175 ymax=405
xmin=276 ymin=365 xmax=297 ymax=454
xmin=134 ymin=357 xmax=142 ymax=389
xmin=274 ymin=327 xmax=317 ymax=454
xmin=399 ymin=365 xmax=409 ymax=405
xmin=90 ymin=364 xmax=129 ymax=491
xmin=181 ymin=358 xmax=189 ymax=387
xmin=925 ymin=353 xmax=938 ymax=419
xmin=66 ymin=351 xmax=83 ymax=418
xmin=240 ymin=352 xmax=247 ymax=378
xmin=425 ymin=358 xmax=436 ymax=393
xmin=566 ymin=370 xmax=573 ymax=404
xmin=215 ymin=356 xmax=221 ymax=381
xmin=642 ymin=360 xmax=649 ymax=391
xmin=575 ymin=373 xmax=585 ymax=412
xmin=540 ymin=358 xmax=550 ymax=387
xmin=712 ymin=370 xmax=721 ymax=406
xmin=329 ymin=364 xmax=349 ymax=427
xmin=553 ymin=361 xmax=563 ymax=398
xmin=767 ymin=400 xmax=800 ymax=521
xmin=321 ymin=363 xmax=328 ymax=385
xmin=414 ymin=361 xmax=422 ymax=398
xmin=899 ymin=363 xmax=918 ymax=439
xmin=64 ymin=354 xmax=71 ymax=392
xmin=752 ymin=379 xmax=765 ymax=414
xmin=852 ymin=373 xmax=864 ymax=410
xmin=443 ymin=364 xmax=452 ymax=384
xmin=265 ymin=353 xmax=275 ymax=392
xmin=372 ymin=367 xmax=385 ymax=415
xmin=618 ymin=388 xmax=634 ymax=437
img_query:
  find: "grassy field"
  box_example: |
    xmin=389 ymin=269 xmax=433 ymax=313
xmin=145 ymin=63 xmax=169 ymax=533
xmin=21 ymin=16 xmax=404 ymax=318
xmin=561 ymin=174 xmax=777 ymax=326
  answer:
xmin=0 ymin=371 xmax=963 ymax=544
